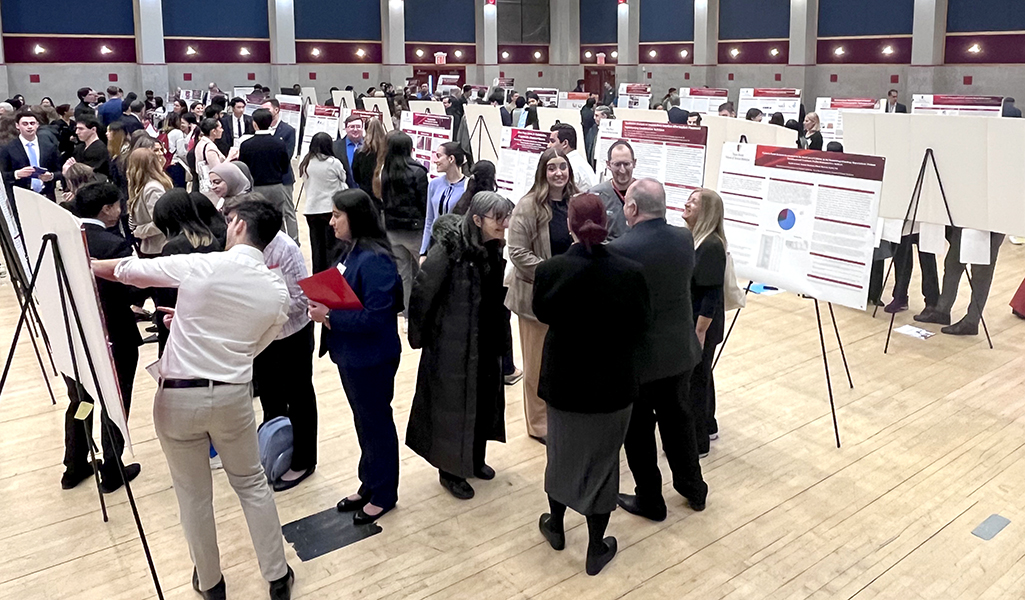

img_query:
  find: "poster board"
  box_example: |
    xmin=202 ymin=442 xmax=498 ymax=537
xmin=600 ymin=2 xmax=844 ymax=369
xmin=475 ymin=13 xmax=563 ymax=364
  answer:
xmin=536 ymin=107 xmax=584 ymax=155
xmin=558 ymin=92 xmax=589 ymax=110
xmin=300 ymin=104 xmax=341 ymax=158
xmin=595 ymin=121 xmax=708 ymax=226
xmin=911 ymin=94 xmax=1004 ymax=116
xmin=331 ymin=89 xmax=357 ymax=110
xmin=678 ymin=88 xmax=730 ymax=114
xmin=738 ymin=88 xmax=803 ymax=123
xmin=400 ymin=112 xmax=454 ymax=177
xmin=361 ymin=96 xmax=394 ymax=131
xmin=0 ymin=184 xmax=31 ymax=280
xmin=14 ymin=189 xmax=132 ymax=450
xmin=179 ymin=89 xmax=204 ymax=102
xmin=464 ymin=103 xmax=503 ymax=165
xmin=814 ymin=97 xmax=882 ymax=144
xmin=527 ymin=87 xmax=560 ymax=108
xmin=717 ymin=145 xmax=885 ymax=310
xmin=702 ymin=114 xmax=800 ymax=191
xmin=300 ymin=86 xmax=318 ymax=107
xmin=342 ymin=108 xmax=392 ymax=136
xmin=497 ymin=128 xmax=549 ymax=203
xmin=408 ymin=100 xmax=447 ymax=116
xmin=617 ymin=83 xmax=653 ymax=109
xmin=612 ymin=108 xmax=669 ymax=123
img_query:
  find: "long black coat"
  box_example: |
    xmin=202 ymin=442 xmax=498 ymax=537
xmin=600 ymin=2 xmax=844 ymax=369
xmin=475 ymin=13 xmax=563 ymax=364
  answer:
xmin=406 ymin=215 xmax=506 ymax=478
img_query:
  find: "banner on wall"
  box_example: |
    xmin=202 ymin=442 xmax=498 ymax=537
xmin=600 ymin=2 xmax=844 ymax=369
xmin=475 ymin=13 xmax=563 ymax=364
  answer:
xmin=527 ymin=87 xmax=560 ymax=108
xmin=814 ymin=98 xmax=882 ymax=144
xmin=497 ymin=128 xmax=549 ymax=204
xmin=617 ymin=83 xmax=653 ymax=109
xmin=557 ymin=92 xmax=590 ymax=110
xmin=737 ymin=88 xmax=802 ymax=123
xmin=300 ymin=105 xmax=341 ymax=158
xmin=718 ymin=144 xmax=885 ymax=310
xmin=678 ymin=88 xmax=730 ymax=114
xmin=911 ymin=94 xmax=1004 ymax=116
xmin=596 ymin=120 xmax=708 ymax=226
xmin=400 ymin=112 xmax=454 ymax=178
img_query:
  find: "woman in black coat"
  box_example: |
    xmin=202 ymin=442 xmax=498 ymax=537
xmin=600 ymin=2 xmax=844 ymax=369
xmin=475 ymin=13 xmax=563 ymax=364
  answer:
xmin=406 ymin=191 xmax=515 ymax=500
xmin=380 ymin=130 xmax=429 ymax=321
xmin=532 ymin=193 xmax=650 ymax=576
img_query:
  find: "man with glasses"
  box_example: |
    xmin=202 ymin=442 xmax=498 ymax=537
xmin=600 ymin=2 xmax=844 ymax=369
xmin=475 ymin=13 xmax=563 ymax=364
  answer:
xmin=332 ymin=114 xmax=364 ymax=189
xmin=590 ymin=140 xmax=637 ymax=240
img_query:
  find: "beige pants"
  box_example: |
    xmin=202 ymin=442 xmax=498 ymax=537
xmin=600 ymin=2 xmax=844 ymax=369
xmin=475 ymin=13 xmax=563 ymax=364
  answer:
xmin=518 ymin=316 xmax=549 ymax=438
xmin=154 ymin=382 xmax=289 ymax=591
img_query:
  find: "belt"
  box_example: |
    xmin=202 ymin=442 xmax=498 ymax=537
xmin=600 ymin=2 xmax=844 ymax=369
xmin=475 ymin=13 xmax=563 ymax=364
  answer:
xmin=160 ymin=378 xmax=236 ymax=389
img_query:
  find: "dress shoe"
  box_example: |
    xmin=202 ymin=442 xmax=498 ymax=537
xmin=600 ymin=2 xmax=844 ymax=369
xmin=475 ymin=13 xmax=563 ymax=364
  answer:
xmin=474 ymin=464 xmax=496 ymax=480
xmin=585 ymin=537 xmax=618 ymax=576
xmin=941 ymin=318 xmax=978 ymax=336
xmin=617 ymin=493 xmax=667 ymax=522
xmin=503 ymin=368 xmax=524 ymax=385
xmin=337 ymin=494 xmax=370 ymax=513
xmin=677 ymin=481 xmax=708 ymax=512
xmin=884 ymin=296 xmax=909 ymax=314
xmin=61 ymin=462 xmax=95 ymax=490
xmin=100 ymin=463 xmax=140 ymax=494
xmin=273 ymin=466 xmax=316 ymax=492
xmin=353 ymin=504 xmax=393 ymax=525
xmin=913 ymin=307 xmax=950 ymax=325
xmin=192 ymin=568 xmax=226 ymax=600
xmin=269 ymin=565 xmax=294 ymax=600
xmin=439 ymin=474 xmax=475 ymax=500
xmin=538 ymin=514 xmax=565 ymax=551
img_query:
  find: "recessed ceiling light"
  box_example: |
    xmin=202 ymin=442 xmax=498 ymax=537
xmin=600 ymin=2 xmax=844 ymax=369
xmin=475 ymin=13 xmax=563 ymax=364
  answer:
xmin=415 ymin=48 xmax=424 ymax=57
xmin=534 ymin=51 xmax=542 ymax=59
xmin=240 ymin=47 xmax=251 ymax=56
xmin=584 ymin=51 xmax=593 ymax=59
xmin=649 ymin=50 xmax=657 ymax=58
xmin=33 ymin=44 xmax=45 ymax=55
xmin=502 ymin=51 xmax=510 ymax=59
xmin=770 ymin=48 xmax=779 ymax=57
xmin=881 ymin=45 xmax=894 ymax=55
xmin=454 ymin=50 xmax=463 ymax=58
xmin=968 ymin=43 xmax=981 ymax=53
xmin=611 ymin=51 xmax=619 ymax=58
xmin=681 ymin=49 xmax=689 ymax=58
xmin=186 ymin=46 xmax=197 ymax=56
xmin=100 ymin=45 xmax=113 ymax=55
xmin=834 ymin=47 xmax=845 ymax=56
xmin=311 ymin=48 xmax=321 ymax=57
xmin=356 ymin=48 xmax=366 ymax=58
xmin=730 ymin=48 xmax=740 ymax=58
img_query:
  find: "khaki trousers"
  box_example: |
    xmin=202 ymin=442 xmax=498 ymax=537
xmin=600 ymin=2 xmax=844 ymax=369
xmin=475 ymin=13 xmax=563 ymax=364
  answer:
xmin=154 ymin=382 xmax=288 ymax=591
xmin=518 ymin=316 xmax=549 ymax=438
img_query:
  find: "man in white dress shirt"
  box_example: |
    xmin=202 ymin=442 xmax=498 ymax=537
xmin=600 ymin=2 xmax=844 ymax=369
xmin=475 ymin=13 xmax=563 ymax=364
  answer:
xmin=93 ymin=198 xmax=295 ymax=600
xmin=548 ymin=123 xmax=598 ymax=192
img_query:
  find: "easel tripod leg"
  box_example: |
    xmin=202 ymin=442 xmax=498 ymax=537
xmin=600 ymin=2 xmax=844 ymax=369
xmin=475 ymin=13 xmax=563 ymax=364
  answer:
xmin=827 ymin=303 xmax=853 ymax=389
xmin=814 ymin=300 xmax=842 ymax=448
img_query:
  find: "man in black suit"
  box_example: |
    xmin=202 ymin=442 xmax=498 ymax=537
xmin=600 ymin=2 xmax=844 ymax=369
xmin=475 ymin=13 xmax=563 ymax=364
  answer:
xmin=62 ymin=181 xmax=142 ymax=492
xmin=490 ymin=89 xmax=512 ymax=127
xmin=120 ymin=100 xmax=146 ymax=136
xmin=74 ymin=87 xmax=98 ymax=122
xmin=261 ymin=98 xmax=297 ymax=199
xmin=331 ymin=114 xmax=363 ymax=190
xmin=239 ymin=108 xmax=297 ymax=242
xmin=0 ymin=109 xmax=61 ymax=202
xmin=221 ymin=97 xmax=255 ymax=151
xmin=71 ymin=115 xmax=111 ymax=176
xmin=609 ymin=177 xmax=708 ymax=520
xmin=885 ymin=89 xmax=908 ymax=113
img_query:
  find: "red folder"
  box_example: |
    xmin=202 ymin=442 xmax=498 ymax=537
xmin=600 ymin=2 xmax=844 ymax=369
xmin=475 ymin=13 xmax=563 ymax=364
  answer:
xmin=298 ymin=267 xmax=364 ymax=310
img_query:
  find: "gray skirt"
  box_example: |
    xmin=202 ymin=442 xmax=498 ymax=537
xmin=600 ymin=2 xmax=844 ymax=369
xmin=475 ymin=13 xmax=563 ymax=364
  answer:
xmin=544 ymin=404 xmax=632 ymax=515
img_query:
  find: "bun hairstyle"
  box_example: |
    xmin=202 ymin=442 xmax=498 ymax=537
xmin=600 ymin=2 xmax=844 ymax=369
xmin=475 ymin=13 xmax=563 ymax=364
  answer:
xmin=568 ymin=193 xmax=608 ymax=250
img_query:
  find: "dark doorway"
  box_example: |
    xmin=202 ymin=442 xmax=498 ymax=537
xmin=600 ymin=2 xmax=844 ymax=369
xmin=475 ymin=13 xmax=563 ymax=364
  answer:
xmin=412 ymin=66 xmax=467 ymax=91
xmin=583 ymin=67 xmax=616 ymax=98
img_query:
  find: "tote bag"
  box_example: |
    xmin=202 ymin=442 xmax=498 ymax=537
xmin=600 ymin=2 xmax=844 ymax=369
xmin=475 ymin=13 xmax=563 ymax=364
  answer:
xmin=723 ymin=251 xmax=746 ymax=312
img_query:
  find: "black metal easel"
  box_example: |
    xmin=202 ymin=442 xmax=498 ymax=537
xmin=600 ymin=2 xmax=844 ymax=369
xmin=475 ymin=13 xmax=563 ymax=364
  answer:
xmin=468 ymin=113 xmax=499 ymax=167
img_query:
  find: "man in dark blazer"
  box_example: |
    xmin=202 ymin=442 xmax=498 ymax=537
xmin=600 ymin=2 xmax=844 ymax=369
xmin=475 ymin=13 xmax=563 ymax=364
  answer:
xmin=0 ymin=109 xmax=61 ymax=202
xmin=261 ymin=98 xmax=297 ymax=194
xmin=609 ymin=177 xmax=708 ymax=521
xmin=332 ymin=114 xmax=364 ymax=190
xmin=62 ymin=181 xmax=142 ymax=492
xmin=221 ymin=97 xmax=255 ymax=151
xmin=885 ymin=89 xmax=908 ymax=113
xmin=120 ymin=100 xmax=146 ymax=136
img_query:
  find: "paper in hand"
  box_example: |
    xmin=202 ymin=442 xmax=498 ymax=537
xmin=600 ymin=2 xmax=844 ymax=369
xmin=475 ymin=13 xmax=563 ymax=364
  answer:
xmin=298 ymin=265 xmax=363 ymax=310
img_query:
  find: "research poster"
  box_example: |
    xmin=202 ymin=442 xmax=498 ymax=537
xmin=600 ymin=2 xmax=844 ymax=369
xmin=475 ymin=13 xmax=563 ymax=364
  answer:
xmin=814 ymin=98 xmax=882 ymax=144
xmin=718 ymin=144 xmax=885 ymax=310
xmin=276 ymin=94 xmax=303 ymax=156
xmin=617 ymin=83 xmax=653 ymax=109
xmin=558 ymin=91 xmax=589 ymax=110
xmin=597 ymin=120 xmax=708 ymax=226
xmin=400 ymin=112 xmax=454 ymax=177
xmin=911 ymin=94 xmax=1004 ymax=116
xmin=678 ymin=88 xmax=729 ymax=114
xmin=738 ymin=88 xmax=802 ymax=123
xmin=527 ymin=87 xmax=560 ymax=108
xmin=300 ymin=104 xmax=340 ymax=158
xmin=497 ymin=128 xmax=549 ymax=204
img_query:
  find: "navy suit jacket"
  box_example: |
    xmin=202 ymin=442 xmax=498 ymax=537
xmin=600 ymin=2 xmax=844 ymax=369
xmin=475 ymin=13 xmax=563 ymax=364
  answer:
xmin=272 ymin=121 xmax=297 ymax=186
xmin=97 ymin=99 xmax=123 ymax=127
xmin=0 ymin=135 xmax=61 ymax=202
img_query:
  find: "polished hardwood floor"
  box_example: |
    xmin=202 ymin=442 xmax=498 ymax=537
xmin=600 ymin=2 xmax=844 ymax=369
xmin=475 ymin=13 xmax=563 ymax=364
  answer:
xmin=1 ymin=218 xmax=1024 ymax=599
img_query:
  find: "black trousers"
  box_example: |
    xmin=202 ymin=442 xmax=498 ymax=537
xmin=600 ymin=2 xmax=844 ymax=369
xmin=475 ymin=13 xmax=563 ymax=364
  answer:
xmin=306 ymin=213 xmax=344 ymax=274
xmin=891 ymin=233 xmax=940 ymax=306
xmin=254 ymin=321 xmax=318 ymax=471
xmin=623 ymin=370 xmax=705 ymax=503
xmin=63 ymin=342 xmax=139 ymax=481
xmin=690 ymin=338 xmax=718 ymax=454
xmin=339 ymin=358 xmax=400 ymax=509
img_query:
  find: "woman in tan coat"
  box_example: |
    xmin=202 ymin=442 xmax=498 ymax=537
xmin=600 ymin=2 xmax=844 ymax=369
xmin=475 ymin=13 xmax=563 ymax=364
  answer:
xmin=126 ymin=147 xmax=173 ymax=257
xmin=505 ymin=147 xmax=579 ymax=443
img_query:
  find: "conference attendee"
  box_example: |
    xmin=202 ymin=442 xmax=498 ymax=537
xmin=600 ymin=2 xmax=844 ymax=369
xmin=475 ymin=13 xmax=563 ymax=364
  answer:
xmin=260 ymin=98 xmax=297 ymax=200
xmin=172 ymin=98 xmax=188 ymax=115
xmin=74 ymin=87 xmax=98 ymax=121
xmin=601 ymin=82 xmax=617 ymax=107
xmin=93 ymin=198 xmax=295 ymax=600
xmin=300 ymin=132 xmax=348 ymax=273
xmin=0 ymin=109 xmax=60 ymax=201
xmin=61 ymin=163 xmax=100 ymax=202
xmin=61 ymin=182 xmax=142 ymax=493
xmin=53 ymin=103 xmax=76 ymax=161
xmin=161 ymin=112 xmax=188 ymax=188
xmin=190 ymin=101 xmax=205 ymax=121
xmin=222 ymin=97 xmax=254 ymax=151
xmin=309 ymin=189 xmax=403 ymax=525
xmin=419 ymin=142 xmax=467 ymax=258
xmin=407 ymin=192 xmax=514 ymax=500
xmin=573 ymin=79 xmax=586 ymax=93
xmin=660 ymin=89 xmax=679 ymax=111
xmin=201 ymin=82 xmax=222 ymax=106
xmin=1002 ymin=97 xmax=1022 ymax=118
xmin=885 ymin=89 xmax=907 ymax=114
xmin=609 ymin=179 xmax=707 ymax=521
xmin=533 ymin=193 xmax=649 ymax=576
xmin=581 ymin=97 xmax=598 ymax=165
xmin=801 ymin=112 xmax=823 ymax=150
xmin=332 ymin=114 xmax=364 ymax=189
xmin=352 ymin=117 xmax=386 ymax=210
xmin=688 ymin=112 xmax=703 ymax=127
xmin=667 ymin=97 xmax=689 ymax=125
xmin=239 ymin=108 xmax=297 ymax=242
xmin=490 ymin=89 xmax=513 ymax=127
xmin=71 ymin=115 xmax=110 ymax=176
xmin=745 ymin=108 xmax=764 ymax=122
xmin=549 ymin=123 xmax=597 ymax=192
xmin=511 ymin=96 xmax=528 ymax=128
xmin=769 ymin=112 xmax=785 ymax=126
xmin=0 ymin=101 xmax=13 ymax=116
xmin=194 ymin=118 xmax=228 ymax=194
xmin=208 ymin=160 xmax=252 ymax=208
xmin=506 ymin=147 xmax=580 ymax=443
xmin=98 ymin=86 xmax=123 ymax=126
xmin=914 ymin=228 xmax=1004 ymax=335
xmin=223 ymin=194 xmax=317 ymax=491
xmin=590 ymin=140 xmax=636 ymax=240
xmin=683 ymin=188 xmax=728 ymax=454
xmin=120 ymin=101 xmax=146 ymax=136
xmin=785 ymin=119 xmax=803 ymax=148
xmin=380 ymin=130 xmax=429 ymax=321
xmin=718 ymin=102 xmax=736 ymax=117
xmin=884 ymin=234 xmax=939 ymax=314
xmin=126 ymin=148 xmax=173 ymax=256
xmin=40 ymin=96 xmax=54 ymax=109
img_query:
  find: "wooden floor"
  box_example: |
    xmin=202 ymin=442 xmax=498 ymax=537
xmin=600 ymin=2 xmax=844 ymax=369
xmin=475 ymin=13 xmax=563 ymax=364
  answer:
xmin=2 ymin=219 xmax=1025 ymax=600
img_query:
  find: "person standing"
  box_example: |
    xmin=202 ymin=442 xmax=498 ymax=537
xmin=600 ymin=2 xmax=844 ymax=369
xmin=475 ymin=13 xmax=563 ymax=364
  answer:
xmin=610 ymin=179 xmax=708 ymax=521
xmin=221 ymin=97 xmax=254 ymax=150
xmin=533 ymin=193 xmax=649 ymax=576
xmin=883 ymin=233 xmax=940 ymax=314
xmin=548 ymin=123 xmax=597 ymax=192
xmin=299 ymin=132 xmax=348 ymax=273
xmin=380 ymin=130 xmax=429 ymax=322
xmin=352 ymin=117 xmax=387 ymax=210
xmin=0 ymin=108 xmax=60 ymax=202
xmin=126 ymin=148 xmax=173 ymax=257
xmin=332 ymin=114 xmax=364 ymax=189
xmin=239 ymin=108 xmax=298 ymax=242
xmin=801 ymin=113 xmax=823 ymax=150
xmin=406 ymin=192 xmax=514 ymax=500
xmin=260 ymin=98 xmax=298 ymax=207
xmin=419 ymin=142 xmax=467 ymax=259
xmin=885 ymin=89 xmax=908 ymax=113
xmin=92 ymin=198 xmax=295 ymax=600
xmin=194 ymin=118 xmax=229 ymax=195
xmin=589 ymin=140 xmax=636 ymax=240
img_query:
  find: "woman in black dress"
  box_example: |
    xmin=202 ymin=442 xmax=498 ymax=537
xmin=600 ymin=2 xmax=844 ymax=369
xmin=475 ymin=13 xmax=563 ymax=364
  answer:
xmin=532 ymin=193 xmax=650 ymax=576
xmin=802 ymin=112 xmax=824 ymax=150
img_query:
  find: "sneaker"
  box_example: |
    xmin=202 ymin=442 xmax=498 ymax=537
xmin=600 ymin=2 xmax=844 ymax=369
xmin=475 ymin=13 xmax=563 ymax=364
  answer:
xmin=1009 ymin=236 xmax=1025 ymax=245
xmin=503 ymin=368 xmax=523 ymax=386
xmin=709 ymin=432 xmax=719 ymax=441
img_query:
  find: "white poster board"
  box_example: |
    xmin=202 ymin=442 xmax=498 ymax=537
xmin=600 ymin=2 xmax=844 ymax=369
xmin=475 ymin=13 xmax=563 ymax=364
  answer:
xmin=342 ymin=109 xmax=393 ymax=138
xmin=702 ymin=114 xmax=801 ymax=191
xmin=612 ymin=108 xmax=669 ymax=124
xmin=527 ymin=87 xmax=560 ymax=108
xmin=0 ymin=185 xmax=31 ymax=279
xmin=408 ymin=100 xmax=447 ymax=116
xmin=300 ymin=104 xmax=341 ymax=158
xmin=400 ymin=112 xmax=454 ymax=178
xmin=678 ymin=88 xmax=730 ymax=114
xmin=717 ymin=145 xmax=885 ymax=310
xmin=464 ymin=103 xmax=503 ymax=165
xmin=911 ymin=94 xmax=1004 ymax=116
xmin=331 ymin=89 xmax=357 ymax=110
xmin=617 ymin=83 xmax=653 ymax=109
xmin=814 ymin=97 xmax=882 ymax=144
xmin=558 ymin=92 xmax=590 ymax=110
xmin=361 ymin=97 xmax=394 ymax=131
xmin=14 ymin=189 xmax=132 ymax=450
xmin=497 ymin=128 xmax=549 ymax=204
xmin=300 ymin=86 xmax=318 ymax=107
xmin=536 ymin=107 xmax=584 ymax=155
xmin=738 ymin=88 xmax=803 ymax=123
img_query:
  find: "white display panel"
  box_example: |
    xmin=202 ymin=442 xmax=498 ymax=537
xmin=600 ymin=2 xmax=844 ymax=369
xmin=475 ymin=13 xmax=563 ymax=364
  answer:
xmin=738 ymin=88 xmax=803 ymax=123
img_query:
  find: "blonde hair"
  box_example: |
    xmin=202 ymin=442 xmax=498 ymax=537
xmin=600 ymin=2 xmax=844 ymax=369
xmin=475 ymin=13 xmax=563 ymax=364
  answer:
xmin=522 ymin=147 xmax=579 ymax=215
xmin=804 ymin=112 xmax=821 ymax=134
xmin=126 ymin=148 xmax=172 ymax=212
xmin=361 ymin=117 xmax=388 ymax=199
xmin=688 ymin=188 xmax=727 ymax=249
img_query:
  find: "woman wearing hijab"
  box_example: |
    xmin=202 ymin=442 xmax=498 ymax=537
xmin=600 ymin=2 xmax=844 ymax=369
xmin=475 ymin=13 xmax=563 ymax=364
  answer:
xmin=208 ymin=161 xmax=251 ymax=209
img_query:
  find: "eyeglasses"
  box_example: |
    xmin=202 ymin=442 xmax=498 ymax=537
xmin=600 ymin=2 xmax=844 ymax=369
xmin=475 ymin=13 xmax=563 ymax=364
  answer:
xmin=609 ymin=161 xmax=634 ymax=170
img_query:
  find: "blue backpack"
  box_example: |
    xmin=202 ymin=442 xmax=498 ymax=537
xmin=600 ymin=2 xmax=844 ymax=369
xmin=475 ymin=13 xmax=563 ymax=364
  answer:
xmin=257 ymin=416 xmax=293 ymax=485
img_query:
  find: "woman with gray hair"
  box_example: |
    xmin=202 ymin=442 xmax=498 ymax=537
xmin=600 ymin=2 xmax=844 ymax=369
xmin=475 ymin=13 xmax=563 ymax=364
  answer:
xmin=406 ymin=191 xmax=515 ymax=500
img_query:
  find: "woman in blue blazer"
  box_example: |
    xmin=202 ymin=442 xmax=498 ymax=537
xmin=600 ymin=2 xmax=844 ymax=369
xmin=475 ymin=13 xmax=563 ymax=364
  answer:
xmin=308 ymin=189 xmax=404 ymax=525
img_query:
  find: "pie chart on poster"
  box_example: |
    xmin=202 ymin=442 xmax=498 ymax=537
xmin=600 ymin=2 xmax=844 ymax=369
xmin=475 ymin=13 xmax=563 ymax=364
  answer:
xmin=778 ymin=208 xmax=796 ymax=230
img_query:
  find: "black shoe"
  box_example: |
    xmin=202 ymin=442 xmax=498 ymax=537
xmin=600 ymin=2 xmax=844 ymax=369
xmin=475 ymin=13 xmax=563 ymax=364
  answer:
xmin=538 ymin=514 xmax=565 ymax=551
xmin=677 ymin=481 xmax=708 ymax=512
xmin=617 ymin=493 xmax=667 ymax=522
xmin=474 ymin=464 xmax=495 ymax=480
xmin=529 ymin=435 xmax=547 ymax=446
xmin=585 ymin=537 xmax=618 ymax=576
xmin=439 ymin=474 xmax=475 ymax=500
xmin=192 ymin=568 xmax=226 ymax=600
xmin=336 ymin=493 xmax=370 ymax=513
xmin=61 ymin=462 xmax=95 ymax=490
xmin=353 ymin=504 xmax=394 ymax=525
xmin=868 ymin=297 xmax=884 ymax=307
xmin=884 ymin=296 xmax=909 ymax=314
xmin=941 ymin=318 xmax=979 ymax=336
xmin=100 ymin=463 xmax=141 ymax=494
xmin=913 ymin=307 xmax=951 ymax=325
xmin=273 ymin=466 xmax=316 ymax=492
xmin=269 ymin=565 xmax=294 ymax=600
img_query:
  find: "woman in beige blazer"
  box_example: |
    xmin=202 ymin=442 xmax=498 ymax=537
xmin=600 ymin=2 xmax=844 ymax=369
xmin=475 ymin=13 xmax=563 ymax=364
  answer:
xmin=125 ymin=147 xmax=173 ymax=257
